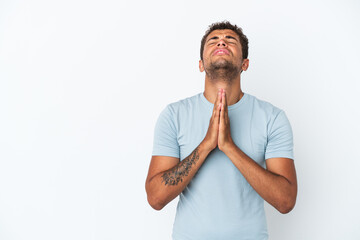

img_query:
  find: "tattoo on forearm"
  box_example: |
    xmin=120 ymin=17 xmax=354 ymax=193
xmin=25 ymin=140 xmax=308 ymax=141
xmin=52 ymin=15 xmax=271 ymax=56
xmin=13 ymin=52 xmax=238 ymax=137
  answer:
xmin=161 ymin=147 xmax=200 ymax=186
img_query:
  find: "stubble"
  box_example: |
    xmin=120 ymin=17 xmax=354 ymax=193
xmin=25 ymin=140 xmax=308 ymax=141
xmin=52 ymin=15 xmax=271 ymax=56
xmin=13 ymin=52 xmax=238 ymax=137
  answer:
xmin=205 ymin=58 xmax=241 ymax=83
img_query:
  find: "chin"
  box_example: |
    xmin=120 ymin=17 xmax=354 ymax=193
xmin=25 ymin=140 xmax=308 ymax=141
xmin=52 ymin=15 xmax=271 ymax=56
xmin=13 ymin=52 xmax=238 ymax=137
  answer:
xmin=212 ymin=59 xmax=233 ymax=69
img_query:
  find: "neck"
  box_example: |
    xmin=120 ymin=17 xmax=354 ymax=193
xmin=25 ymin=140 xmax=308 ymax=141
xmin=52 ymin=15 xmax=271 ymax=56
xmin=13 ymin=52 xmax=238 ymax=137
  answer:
xmin=203 ymin=74 xmax=243 ymax=106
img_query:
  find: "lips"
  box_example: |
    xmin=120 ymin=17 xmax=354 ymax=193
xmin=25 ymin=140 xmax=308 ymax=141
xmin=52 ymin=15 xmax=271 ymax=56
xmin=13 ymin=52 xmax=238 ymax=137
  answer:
xmin=213 ymin=49 xmax=230 ymax=56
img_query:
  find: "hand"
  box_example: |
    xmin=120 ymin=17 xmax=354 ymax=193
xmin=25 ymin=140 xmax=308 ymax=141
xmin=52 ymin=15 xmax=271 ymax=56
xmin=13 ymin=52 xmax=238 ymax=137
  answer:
xmin=202 ymin=89 xmax=222 ymax=152
xmin=218 ymin=90 xmax=235 ymax=152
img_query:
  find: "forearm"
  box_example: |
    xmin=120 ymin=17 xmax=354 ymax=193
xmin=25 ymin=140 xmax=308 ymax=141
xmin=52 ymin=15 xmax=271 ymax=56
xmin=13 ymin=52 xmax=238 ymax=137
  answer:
xmin=146 ymin=141 xmax=212 ymax=210
xmin=223 ymin=144 xmax=296 ymax=213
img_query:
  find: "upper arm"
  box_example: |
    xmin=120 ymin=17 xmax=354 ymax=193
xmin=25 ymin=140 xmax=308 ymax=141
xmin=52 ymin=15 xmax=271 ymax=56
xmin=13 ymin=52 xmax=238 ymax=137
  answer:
xmin=146 ymin=155 xmax=180 ymax=185
xmin=265 ymin=110 xmax=294 ymax=160
xmin=264 ymin=109 xmax=296 ymax=186
xmin=149 ymin=104 xmax=180 ymax=184
xmin=152 ymin=105 xmax=180 ymax=159
xmin=266 ymin=157 xmax=297 ymax=192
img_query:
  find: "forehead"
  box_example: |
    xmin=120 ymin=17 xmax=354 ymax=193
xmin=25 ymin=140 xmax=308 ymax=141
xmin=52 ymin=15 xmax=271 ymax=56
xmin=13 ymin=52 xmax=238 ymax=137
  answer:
xmin=206 ymin=29 xmax=239 ymax=41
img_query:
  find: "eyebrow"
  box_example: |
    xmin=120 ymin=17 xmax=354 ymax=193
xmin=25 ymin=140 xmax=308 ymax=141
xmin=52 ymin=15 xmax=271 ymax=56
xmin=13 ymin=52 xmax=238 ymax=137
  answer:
xmin=207 ymin=35 xmax=238 ymax=42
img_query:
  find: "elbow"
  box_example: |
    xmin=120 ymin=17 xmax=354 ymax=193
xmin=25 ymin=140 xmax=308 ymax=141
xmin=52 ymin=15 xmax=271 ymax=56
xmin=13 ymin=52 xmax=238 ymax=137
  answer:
xmin=277 ymin=183 xmax=297 ymax=214
xmin=277 ymin=197 xmax=296 ymax=214
xmin=145 ymin=182 xmax=166 ymax=211
xmin=147 ymin=194 xmax=165 ymax=211
xmin=278 ymin=204 xmax=295 ymax=214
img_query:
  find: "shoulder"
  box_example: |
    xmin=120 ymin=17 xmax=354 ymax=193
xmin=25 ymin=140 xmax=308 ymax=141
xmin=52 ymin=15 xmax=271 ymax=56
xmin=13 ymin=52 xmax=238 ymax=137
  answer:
xmin=164 ymin=93 xmax=202 ymax=114
xmin=246 ymin=93 xmax=284 ymax=118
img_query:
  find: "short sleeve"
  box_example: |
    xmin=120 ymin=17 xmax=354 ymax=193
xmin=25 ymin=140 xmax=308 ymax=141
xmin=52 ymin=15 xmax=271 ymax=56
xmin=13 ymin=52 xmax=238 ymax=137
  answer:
xmin=265 ymin=110 xmax=294 ymax=160
xmin=152 ymin=105 xmax=180 ymax=158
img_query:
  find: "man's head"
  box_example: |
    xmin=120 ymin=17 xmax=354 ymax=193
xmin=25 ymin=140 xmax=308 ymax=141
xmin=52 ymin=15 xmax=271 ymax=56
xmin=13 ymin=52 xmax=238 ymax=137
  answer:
xmin=199 ymin=21 xmax=249 ymax=80
xmin=200 ymin=21 xmax=249 ymax=61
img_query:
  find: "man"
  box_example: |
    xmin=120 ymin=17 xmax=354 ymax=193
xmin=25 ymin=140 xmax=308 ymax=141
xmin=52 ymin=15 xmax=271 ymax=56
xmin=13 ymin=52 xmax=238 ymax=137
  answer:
xmin=145 ymin=21 xmax=297 ymax=240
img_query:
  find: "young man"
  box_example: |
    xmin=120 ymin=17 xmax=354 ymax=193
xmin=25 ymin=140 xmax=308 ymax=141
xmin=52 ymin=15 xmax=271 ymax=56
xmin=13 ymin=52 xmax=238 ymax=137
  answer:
xmin=145 ymin=21 xmax=297 ymax=240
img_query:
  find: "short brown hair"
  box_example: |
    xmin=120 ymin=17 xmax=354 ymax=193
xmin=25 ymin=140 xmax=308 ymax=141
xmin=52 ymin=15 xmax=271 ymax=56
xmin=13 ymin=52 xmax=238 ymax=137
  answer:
xmin=200 ymin=21 xmax=249 ymax=60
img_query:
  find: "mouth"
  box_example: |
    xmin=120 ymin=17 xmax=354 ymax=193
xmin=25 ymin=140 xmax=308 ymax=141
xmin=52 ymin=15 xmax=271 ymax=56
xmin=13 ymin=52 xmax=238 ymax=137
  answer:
xmin=213 ymin=49 xmax=230 ymax=56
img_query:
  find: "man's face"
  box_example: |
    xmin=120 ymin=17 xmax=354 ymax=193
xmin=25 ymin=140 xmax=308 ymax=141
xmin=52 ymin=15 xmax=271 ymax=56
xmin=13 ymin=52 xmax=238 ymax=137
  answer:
xmin=200 ymin=29 xmax=248 ymax=75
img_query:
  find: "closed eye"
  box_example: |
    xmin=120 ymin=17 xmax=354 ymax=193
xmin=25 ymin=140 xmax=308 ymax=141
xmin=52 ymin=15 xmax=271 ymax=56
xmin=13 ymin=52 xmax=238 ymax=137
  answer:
xmin=226 ymin=36 xmax=238 ymax=43
xmin=225 ymin=36 xmax=237 ymax=41
xmin=207 ymin=36 xmax=219 ymax=42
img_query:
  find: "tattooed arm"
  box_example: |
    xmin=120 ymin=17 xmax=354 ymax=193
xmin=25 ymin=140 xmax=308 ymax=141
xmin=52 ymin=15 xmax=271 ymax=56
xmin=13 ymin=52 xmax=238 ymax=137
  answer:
xmin=146 ymin=89 xmax=223 ymax=210
xmin=145 ymin=141 xmax=212 ymax=210
xmin=145 ymin=90 xmax=221 ymax=210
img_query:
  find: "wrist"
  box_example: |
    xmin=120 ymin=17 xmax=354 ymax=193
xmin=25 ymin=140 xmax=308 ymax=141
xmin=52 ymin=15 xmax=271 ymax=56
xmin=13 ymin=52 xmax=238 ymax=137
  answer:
xmin=200 ymin=140 xmax=215 ymax=155
xmin=220 ymin=140 xmax=236 ymax=154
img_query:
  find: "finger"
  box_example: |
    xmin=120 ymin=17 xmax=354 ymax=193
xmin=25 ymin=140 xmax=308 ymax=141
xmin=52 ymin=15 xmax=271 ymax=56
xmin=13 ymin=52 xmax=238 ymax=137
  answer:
xmin=217 ymin=89 xmax=223 ymax=106
xmin=212 ymin=89 xmax=222 ymax=117
xmin=215 ymin=99 xmax=221 ymax=124
xmin=220 ymin=92 xmax=225 ymax=125
xmin=214 ymin=103 xmax=221 ymax=124
xmin=223 ymin=90 xmax=227 ymax=108
xmin=214 ymin=90 xmax=223 ymax=124
xmin=222 ymin=91 xmax=228 ymax=120
xmin=221 ymin=91 xmax=226 ymax=112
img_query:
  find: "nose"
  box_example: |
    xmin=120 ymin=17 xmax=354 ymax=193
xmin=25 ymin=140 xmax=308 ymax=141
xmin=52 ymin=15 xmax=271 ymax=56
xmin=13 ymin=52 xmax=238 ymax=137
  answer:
xmin=217 ymin=39 xmax=227 ymax=47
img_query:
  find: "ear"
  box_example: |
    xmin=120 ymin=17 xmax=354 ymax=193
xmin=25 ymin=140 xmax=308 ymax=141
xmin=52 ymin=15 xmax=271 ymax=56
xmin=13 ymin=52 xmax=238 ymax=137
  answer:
xmin=241 ymin=59 xmax=249 ymax=72
xmin=199 ymin=60 xmax=205 ymax=72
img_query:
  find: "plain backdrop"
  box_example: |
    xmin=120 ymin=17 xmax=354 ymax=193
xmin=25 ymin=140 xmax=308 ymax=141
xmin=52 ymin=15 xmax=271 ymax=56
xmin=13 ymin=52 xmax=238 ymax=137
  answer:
xmin=1 ymin=0 xmax=360 ymax=239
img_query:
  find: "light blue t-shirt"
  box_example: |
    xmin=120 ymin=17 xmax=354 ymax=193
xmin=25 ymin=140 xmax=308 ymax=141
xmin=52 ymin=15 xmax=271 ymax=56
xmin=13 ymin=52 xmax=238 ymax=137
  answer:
xmin=152 ymin=92 xmax=294 ymax=240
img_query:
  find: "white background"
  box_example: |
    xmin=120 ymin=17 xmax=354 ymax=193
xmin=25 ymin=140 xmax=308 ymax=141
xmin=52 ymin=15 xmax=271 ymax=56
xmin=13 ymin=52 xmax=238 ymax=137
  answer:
xmin=1 ymin=0 xmax=360 ymax=239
